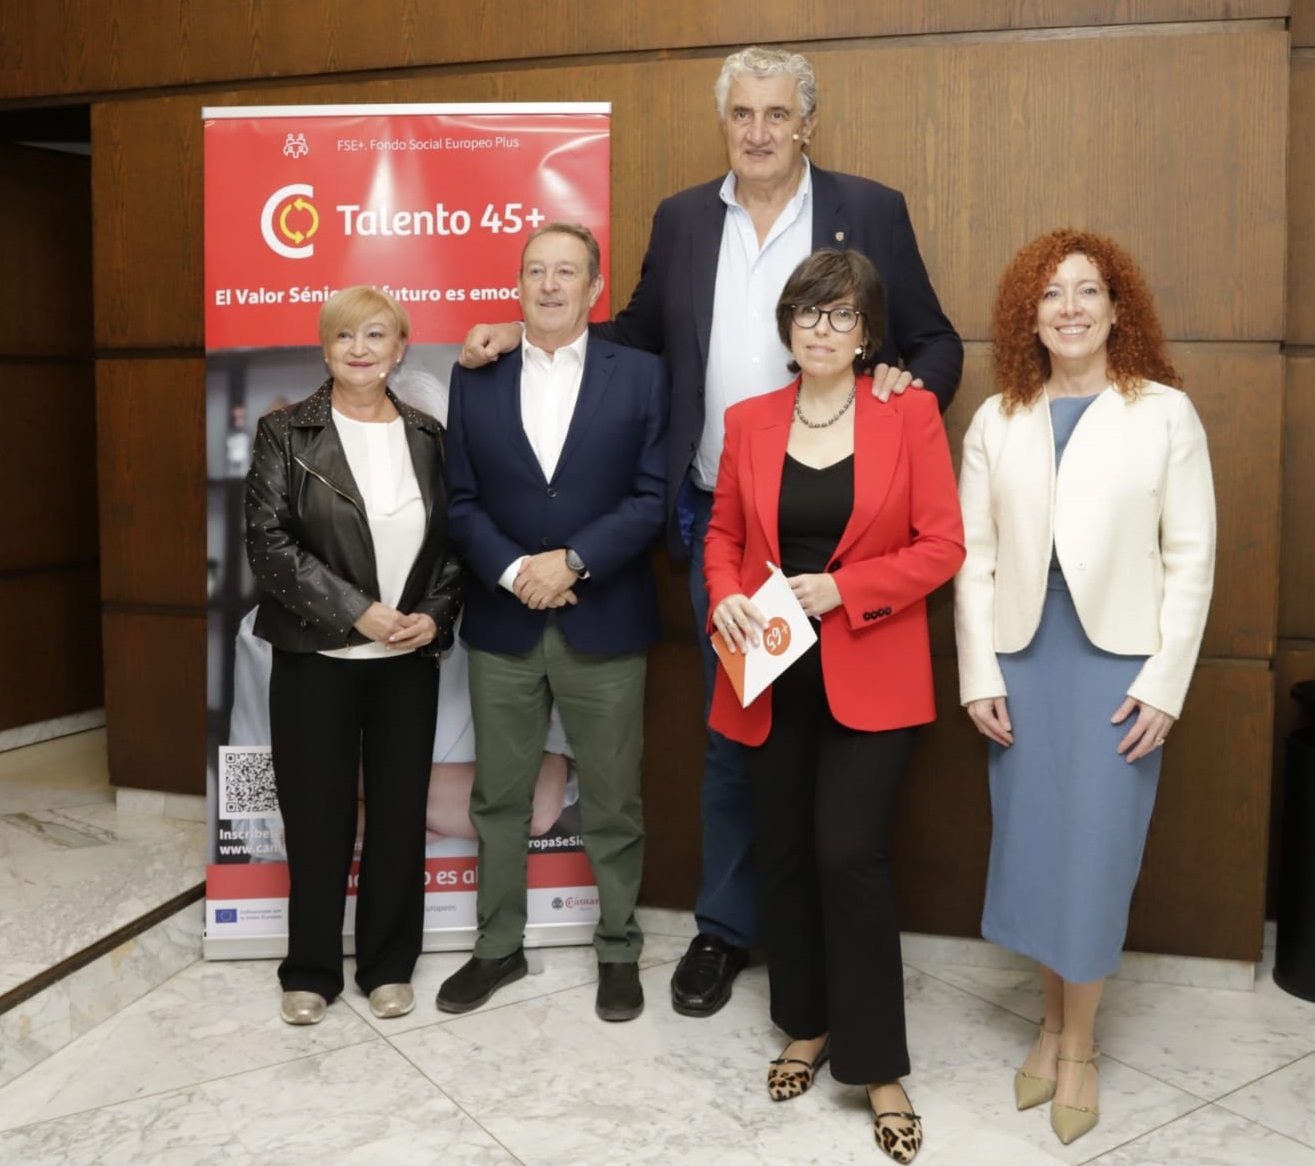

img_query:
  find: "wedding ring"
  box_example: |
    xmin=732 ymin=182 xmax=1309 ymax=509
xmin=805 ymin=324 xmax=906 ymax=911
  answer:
xmin=1154 ymin=737 xmax=1166 ymax=747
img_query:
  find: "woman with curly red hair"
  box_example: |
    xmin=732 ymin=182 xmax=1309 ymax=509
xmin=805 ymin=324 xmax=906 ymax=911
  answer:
xmin=954 ymin=230 xmax=1216 ymax=1145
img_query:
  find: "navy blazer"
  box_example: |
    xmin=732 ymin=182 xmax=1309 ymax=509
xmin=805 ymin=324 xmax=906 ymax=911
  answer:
xmin=446 ymin=338 xmax=669 ymax=656
xmin=595 ymin=163 xmax=963 ymax=557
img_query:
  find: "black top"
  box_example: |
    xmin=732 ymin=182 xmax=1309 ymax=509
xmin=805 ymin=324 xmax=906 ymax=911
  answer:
xmin=778 ymin=453 xmax=855 ymax=577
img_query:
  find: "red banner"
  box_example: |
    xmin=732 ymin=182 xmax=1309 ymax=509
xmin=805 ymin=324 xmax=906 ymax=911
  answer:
xmin=204 ymin=105 xmax=611 ymax=349
xmin=202 ymin=104 xmax=610 ymax=959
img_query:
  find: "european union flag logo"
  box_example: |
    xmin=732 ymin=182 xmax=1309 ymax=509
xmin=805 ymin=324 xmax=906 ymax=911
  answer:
xmin=215 ymin=908 xmax=238 ymax=924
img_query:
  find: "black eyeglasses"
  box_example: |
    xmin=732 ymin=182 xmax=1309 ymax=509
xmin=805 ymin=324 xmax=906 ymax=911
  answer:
xmin=790 ymin=305 xmax=863 ymax=333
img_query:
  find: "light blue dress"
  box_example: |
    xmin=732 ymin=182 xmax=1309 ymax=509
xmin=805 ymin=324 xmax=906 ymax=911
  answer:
xmin=980 ymin=395 xmax=1163 ymax=983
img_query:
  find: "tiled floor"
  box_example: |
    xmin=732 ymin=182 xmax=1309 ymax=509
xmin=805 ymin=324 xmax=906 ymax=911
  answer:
xmin=0 ymin=729 xmax=205 ymax=986
xmin=2 ymin=733 xmax=1315 ymax=1164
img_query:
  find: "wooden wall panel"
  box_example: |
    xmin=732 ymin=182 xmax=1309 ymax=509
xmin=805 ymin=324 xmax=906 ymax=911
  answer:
xmin=0 ymin=145 xmax=92 ymax=357
xmin=0 ymin=2 xmax=1287 ymax=101
xmin=92 ymin=103 xmax=204 ymax=351
xmin=94 ymin=26 xmax=1287 ymax=351
xmin=1281 ymin=358 xmax=1315 ymax=637
xmin=1289 ymin=58 xmax=1315 ymax=345
xmin=101 ymin=611 xmax=205 ymax=792
xmin=0 ymin=142 xmax=100 ymax=733
xmin=0 ymin=362 xmax=97 ymax=572
xmin=1129 ymin=663 xmax=1271 ymax=959
xmin=0 ymin=571 xmax=103 ymax=731
xmin=639 ymin=641 xmax=705 ymax=908
xmin=1294 ymin=0 xmax=1315 ymax=47
xmin=95 ymin=358 xmax=206 ymax=608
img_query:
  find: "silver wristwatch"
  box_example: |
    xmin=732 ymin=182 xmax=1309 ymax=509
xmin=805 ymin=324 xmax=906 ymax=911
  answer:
xmin=564 ymin=548 xmax=589 ymax=578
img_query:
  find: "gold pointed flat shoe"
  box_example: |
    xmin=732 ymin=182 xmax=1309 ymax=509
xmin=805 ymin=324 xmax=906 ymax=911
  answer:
xmin=1015 ymin=1068 xmax=1057 ymax=1110
xmin=1015 ymin=1020 xmax=1060 ymax=1110
xmin=1051 ymin=1050 xmax=1100 ymax=1145
xmin=280 ymin=990 xmax=327 ymax=1025
xmin=368 ymin=982 xmax=416 ymax=1019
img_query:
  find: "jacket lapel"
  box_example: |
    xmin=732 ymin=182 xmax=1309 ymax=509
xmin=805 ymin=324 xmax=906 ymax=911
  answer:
xmin=810 ymin=165 xmax=851 ymax=252
xmin=831 ymin=386 xmax=899 ymax=563
xmin=691 ymin=185 xmax=727 ymax=378
xmin=291 ymin=381 xmax=366 ymax=512
xmin=748 ymin=402 xmax=793 ymax=566
xmin=492 ymin=350 xmax=548 ymax=484
xmin=555 ymin=344 xmax=614 ymax=474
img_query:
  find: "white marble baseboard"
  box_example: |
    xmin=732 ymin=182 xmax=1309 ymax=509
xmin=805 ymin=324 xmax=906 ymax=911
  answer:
xmin=902 ymin=930 xmax=1256 ymax=992
xmin=114 ymin=788 xmax=206 ymax=823
xmin=0 ymin=711 xmax=106 ymax=756
xmin=0 ymin=901 xmax=203 ymax=1091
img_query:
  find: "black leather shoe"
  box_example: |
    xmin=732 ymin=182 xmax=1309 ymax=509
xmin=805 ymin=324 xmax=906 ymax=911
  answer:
xmin=435 ymin=949 xmax=528 ymax=1014
xmin=595 ymin=962 xmax=644 ymax=1022
xmin=670 ymin=933 xmax=749 ymax=1017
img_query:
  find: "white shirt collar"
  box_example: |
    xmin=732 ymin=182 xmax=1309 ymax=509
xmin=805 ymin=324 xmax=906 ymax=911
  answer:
xmin=521 ymin=326 xmax=589 ymax=367
xmin=719 ymin=156 xmax=812 ymax=214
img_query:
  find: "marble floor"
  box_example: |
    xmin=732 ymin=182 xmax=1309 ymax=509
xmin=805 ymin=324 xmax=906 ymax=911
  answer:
xmin=0 ymin=729 xmax=206 ymax=998
xmin=2 ymin=733 xmax=1315 ymax=1164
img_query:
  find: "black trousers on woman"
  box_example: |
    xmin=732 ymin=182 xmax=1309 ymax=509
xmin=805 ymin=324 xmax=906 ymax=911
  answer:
xmin=269 ymin=648 xmax=438 ymax=1000
xmin=748 ymin=641 xmax=916 ymax=1085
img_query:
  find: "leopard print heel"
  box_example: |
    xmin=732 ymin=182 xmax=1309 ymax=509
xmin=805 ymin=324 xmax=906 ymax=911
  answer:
xmin=766 ymin=1038 xmax=830 ymax=1101
xmin=869 ymin=1083 xmax=923 ymax=1163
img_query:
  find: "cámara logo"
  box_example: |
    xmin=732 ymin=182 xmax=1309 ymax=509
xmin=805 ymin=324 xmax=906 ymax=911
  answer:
xmin=261 ymin=183 xmax=319 ymax=259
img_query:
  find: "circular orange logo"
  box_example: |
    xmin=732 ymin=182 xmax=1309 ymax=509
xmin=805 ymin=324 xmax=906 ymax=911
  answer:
xmin=762 ymin=617 xmax=792 ymax=657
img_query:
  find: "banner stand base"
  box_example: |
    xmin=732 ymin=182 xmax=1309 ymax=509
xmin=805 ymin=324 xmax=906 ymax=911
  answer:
xmin=203 ymin=919 xmax=597 ymax=961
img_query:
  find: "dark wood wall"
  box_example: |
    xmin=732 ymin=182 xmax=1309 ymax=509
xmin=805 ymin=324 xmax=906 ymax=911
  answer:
xmin=0 ymin=143 xmax=101 ymax=731
xmin=1275 ymin=1 xmax=1315 ymax=912
xmin=0 ymin=0 xmax=1299 ymax=961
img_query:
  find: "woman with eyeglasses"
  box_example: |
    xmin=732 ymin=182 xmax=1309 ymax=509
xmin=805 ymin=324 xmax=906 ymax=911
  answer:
xmin=703 ymin=249 xmax=964 ymax=1163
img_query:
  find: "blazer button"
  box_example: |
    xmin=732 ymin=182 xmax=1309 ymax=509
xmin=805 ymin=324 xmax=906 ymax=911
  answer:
xmin=881 ymin=606 xmax=892 ymax=616
xmin=540 ymin=537 xmax=549 ymax=546
xmin=547 ymin=487 xmax=557 ymax=497
xmin=828 ymin=560 xmax=842 ymax=572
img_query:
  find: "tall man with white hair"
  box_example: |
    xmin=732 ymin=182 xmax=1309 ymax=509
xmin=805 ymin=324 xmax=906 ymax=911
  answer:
xmin=461 ymin=46 xmax=962 ymax=1018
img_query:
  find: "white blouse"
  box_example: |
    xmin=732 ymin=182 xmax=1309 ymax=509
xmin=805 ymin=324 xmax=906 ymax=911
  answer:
xmin=320 ymin=409 xmax=426 ymax=660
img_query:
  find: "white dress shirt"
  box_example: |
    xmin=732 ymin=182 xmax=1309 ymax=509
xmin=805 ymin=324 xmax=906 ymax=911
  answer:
xmin=321 ymin=409 xmax=426 ymax=659
xmin=497 ymin=329 xmax=590 ymax=591
xmin=693 ymin=160 xmax=813 ymax=490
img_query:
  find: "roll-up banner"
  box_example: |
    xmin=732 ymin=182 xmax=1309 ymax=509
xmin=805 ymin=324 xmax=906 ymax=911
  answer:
xmin=202 ymin=104 xmax=611 ymax=959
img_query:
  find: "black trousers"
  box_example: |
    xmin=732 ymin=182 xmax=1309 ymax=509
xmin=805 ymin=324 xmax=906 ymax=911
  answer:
xmin=748 ymin=641 xmax=916 ymax=1085
xmin=269 ymin=648 xmax=438 ymax=999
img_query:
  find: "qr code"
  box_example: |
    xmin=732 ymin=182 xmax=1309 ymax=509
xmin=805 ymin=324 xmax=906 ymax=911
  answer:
xmin=218 ymin=746 xmax=279 ymax=818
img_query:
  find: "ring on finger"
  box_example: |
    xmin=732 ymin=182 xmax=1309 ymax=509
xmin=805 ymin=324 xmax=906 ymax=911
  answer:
xmin=1154 ymin=736 xmax=1166 ymax=747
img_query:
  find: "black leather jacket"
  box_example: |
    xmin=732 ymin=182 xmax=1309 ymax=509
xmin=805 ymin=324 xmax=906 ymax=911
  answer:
xmin=245 ymin=380 xmax=463 ymax=655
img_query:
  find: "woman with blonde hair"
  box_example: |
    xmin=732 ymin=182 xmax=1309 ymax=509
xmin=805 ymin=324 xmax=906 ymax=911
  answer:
xmin=246 ymin=286 xmax=463 ymax=1025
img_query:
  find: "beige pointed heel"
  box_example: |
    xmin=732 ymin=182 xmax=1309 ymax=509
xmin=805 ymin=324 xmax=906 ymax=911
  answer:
xmin=1014 ymin=1020 xmax=1061 ymax=1110
xmin=1050 ymin=1049 xmax=1100 ymax=1145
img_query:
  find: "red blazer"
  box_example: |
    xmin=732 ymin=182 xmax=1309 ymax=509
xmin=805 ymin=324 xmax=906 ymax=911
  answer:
xmin=705 ymin=378 xmax=965 ymax=745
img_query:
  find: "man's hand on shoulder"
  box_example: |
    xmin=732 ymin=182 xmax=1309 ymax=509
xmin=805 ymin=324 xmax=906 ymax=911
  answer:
xmin=459 ymin=321 xmax=523 ymax=369
xmin=869 ymin=363 xmax=921 ymax=402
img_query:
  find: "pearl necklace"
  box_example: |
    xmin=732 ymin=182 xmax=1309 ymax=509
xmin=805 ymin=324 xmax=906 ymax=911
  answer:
xmin=794 ymin=381 xmax=857 ymax=429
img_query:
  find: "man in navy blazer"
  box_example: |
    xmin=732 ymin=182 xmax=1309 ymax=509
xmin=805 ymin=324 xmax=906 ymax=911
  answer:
xmin=437 ymin=223 xmax=668 ymax=1023
xmin=460 ymin=47 xmax=963 ymax=1018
